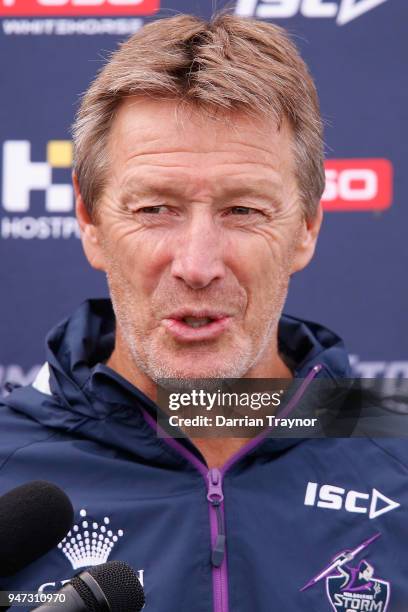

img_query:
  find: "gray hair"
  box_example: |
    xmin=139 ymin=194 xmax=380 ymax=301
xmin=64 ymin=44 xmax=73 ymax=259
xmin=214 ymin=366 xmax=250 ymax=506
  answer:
xmin=72 ymin=13 xmax=325 ymax=220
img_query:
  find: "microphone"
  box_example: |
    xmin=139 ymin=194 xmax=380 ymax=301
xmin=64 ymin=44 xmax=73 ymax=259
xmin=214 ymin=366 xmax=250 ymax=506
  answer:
xmin=32 ymin=560 xmax=145 ymax=611
xmin=0 ymin=480 xmax=74 ymax=577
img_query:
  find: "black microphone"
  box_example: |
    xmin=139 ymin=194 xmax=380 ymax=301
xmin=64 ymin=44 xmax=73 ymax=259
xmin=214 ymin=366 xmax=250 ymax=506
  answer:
xmin=32 ymin=560 xmax=145 ymax=611
xmin=0 ymin=480 xmax=74 ymax=577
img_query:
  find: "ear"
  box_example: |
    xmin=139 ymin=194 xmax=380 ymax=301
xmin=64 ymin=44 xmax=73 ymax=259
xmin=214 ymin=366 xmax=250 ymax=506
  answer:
xmin=290 ymin=203 xmax=323 ymax=274
xmin=73 ymin=172 xmax=106 ymax=272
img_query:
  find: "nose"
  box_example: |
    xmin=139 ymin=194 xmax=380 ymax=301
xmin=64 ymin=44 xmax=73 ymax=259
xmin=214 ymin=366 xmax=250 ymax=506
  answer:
xmin=170 ymin=213 xmax=226 ymax=289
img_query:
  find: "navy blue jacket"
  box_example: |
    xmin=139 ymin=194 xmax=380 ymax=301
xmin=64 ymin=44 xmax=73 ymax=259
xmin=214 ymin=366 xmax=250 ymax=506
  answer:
xmin=0 ymin=300 xmax=407 ymax=612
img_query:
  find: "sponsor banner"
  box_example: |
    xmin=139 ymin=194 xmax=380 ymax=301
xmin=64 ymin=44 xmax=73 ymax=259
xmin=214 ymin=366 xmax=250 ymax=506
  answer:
xmin=350 ymin=356 xmax=408 ymax=379
xmin=322 ymin=159 xmax=393 ymax=212
xmin=0 ymin=0 xmax=158 ymax=17
xmin=1 ymin=16 xmax=142 ymax=34
xmin=0 ymin=364 xmax=41 ymax=395
xmin=0 ymin=140 xmax=79 ymax=239
xmin=2 ymin=140 xmax=74 ymax=213
xmin=235 ymin=0 xmax=389 ymax=26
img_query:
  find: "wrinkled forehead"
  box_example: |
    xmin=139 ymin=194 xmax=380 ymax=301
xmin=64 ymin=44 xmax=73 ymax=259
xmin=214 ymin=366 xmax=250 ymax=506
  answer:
xmin=106 ymin=96 xmax=296 ymax=181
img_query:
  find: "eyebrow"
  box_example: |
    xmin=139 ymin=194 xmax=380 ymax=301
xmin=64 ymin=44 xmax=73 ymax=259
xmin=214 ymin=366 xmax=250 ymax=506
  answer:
xmin=120 ymin=177 xmax=282 ymax=206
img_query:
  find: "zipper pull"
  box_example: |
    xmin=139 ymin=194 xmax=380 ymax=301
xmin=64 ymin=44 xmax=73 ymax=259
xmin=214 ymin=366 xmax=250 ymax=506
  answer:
xmin=211 ymin=533 xmax=226 ymax=568
xmin=207 ymin=468 xmax=224 ymax=505
xmin=207 ymin=468 xmax=226 ymax=568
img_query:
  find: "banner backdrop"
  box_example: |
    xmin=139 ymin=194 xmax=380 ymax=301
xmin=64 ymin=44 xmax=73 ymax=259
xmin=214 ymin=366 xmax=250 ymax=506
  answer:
xmin=0 ymin=0 xmax=407 ymax=391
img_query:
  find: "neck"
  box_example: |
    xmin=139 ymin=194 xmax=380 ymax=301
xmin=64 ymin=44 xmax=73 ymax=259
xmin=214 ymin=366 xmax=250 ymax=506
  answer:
xmin=106 ymin=330 xmax=293 ymax=468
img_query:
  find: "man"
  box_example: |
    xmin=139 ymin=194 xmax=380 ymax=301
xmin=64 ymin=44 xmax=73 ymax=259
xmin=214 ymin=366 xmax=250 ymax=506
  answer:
xmin=1 ymin=13 xmax=407 ymax=612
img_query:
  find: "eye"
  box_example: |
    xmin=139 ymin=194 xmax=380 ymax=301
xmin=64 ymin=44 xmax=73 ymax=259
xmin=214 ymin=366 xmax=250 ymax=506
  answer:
xmin=138 ymin=205 xmax=168 ymax=214
xmin=231 ymin=206 xmax=253 ymax=215
xmin=226 ymin=206 xmax=264 ymax=216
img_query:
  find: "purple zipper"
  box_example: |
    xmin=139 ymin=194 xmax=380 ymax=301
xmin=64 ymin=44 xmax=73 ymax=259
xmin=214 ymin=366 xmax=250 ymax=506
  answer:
xmin=140 ymin=364 xmax=322 ymax=612
xmin=207 ymin=467 xmax=227 ymax=611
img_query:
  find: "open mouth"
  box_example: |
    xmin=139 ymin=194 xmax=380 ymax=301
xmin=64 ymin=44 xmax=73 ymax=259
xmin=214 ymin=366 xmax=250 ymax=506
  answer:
xmin=182 ymin=316 xmax=215 ymax=328
xmin=162 ymin=312 xmax=231 ymax=342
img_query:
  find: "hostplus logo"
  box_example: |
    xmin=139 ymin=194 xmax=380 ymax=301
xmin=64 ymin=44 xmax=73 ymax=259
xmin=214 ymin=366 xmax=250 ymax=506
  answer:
xmin=1 ymin=140 xmax=79 ymax=239
xmin=235 ymin=0 xmax=388 ymax=26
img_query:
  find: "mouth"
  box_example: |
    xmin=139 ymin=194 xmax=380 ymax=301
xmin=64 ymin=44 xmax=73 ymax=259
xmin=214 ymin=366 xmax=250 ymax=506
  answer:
xmin=181 ymin=315 xmax=218 ymax=328
xmin=162 ymin=310 xmax=232 ymax=342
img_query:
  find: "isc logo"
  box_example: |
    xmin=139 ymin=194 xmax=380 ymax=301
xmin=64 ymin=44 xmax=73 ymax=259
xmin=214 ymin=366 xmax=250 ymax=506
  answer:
xmin=0 ymin=0 xmax=158 ymax=16
xmin=235 ymin=0 xmax=388 ymax=26
xmin=304 ymin=482 xmax=400 ymax=519
xmin=322 ymin=159 xmax=393 ymax=211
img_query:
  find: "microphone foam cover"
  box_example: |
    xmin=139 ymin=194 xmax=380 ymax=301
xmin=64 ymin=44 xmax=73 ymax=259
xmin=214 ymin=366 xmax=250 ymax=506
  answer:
xmin=0 ymin=480 xmax=74 ymax=576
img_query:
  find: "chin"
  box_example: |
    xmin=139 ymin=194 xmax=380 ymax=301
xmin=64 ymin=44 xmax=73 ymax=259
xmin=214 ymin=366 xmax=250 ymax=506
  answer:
xmin=151 ymin=353 xmax=253 ymax=382
xmin=133 ymin=337 xmax=256 ymax=383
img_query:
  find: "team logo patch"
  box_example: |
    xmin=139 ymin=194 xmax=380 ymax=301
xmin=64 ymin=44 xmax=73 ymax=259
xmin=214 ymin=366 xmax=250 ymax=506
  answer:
xmin=301 ymin=533 xmax=390 ymax=611
xmin=326 ymin=559 xmax=390 ymax=611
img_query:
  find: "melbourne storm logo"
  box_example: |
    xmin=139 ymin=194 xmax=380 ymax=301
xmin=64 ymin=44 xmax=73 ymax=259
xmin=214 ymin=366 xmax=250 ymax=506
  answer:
xmin=301 ymin=533 xmax=390 ymax=611
xmin=326 ymin=559 xmax=390 ymax=611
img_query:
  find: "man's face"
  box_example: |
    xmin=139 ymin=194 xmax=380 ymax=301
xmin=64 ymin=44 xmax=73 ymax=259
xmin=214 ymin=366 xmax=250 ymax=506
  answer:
xmin=78 ymin=98 xmax=321 ymax=381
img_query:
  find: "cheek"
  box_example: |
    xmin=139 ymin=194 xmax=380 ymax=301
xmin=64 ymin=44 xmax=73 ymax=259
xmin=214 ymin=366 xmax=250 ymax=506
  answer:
xmin=107 ymin=227 xmax=172 ymax=295
xmin=227 ymin=231 xmax=289 ymax=292
xmin=227 ymin=231 xmax=294 ymax=325
xmin=140 ymin=233 xmax=176 ymax=294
